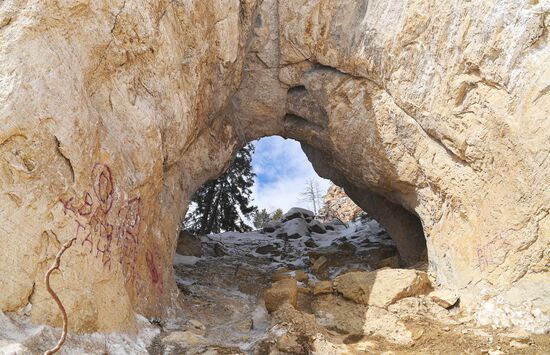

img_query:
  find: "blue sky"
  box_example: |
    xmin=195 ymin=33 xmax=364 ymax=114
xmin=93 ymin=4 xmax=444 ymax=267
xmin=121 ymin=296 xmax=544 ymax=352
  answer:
xmin=250 ymin=136 xmax=332 ymax=213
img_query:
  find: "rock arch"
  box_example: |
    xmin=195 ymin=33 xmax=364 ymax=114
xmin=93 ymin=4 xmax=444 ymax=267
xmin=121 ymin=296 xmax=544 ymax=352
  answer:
xmin=0 ymin=0 xmax=548 ymax=332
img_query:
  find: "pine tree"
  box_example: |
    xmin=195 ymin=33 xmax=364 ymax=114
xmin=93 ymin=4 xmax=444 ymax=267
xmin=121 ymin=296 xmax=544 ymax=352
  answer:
xmin=185 ymin=144 xmax=257 ymax=234
xmin=271 ymin=208 xmax=284 ymax=220
xmin=252 ymin=208 xmax=270 ymax=229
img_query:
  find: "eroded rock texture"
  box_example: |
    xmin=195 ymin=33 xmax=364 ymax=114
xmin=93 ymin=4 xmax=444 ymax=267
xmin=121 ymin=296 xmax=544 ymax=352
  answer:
xmin=0 ymin=0 xmax=548 ymax=332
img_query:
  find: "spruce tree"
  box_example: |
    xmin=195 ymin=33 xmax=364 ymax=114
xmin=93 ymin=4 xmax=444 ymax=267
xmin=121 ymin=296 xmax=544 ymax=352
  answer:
xmin=185 ymin=144 xmax=257 ymax=234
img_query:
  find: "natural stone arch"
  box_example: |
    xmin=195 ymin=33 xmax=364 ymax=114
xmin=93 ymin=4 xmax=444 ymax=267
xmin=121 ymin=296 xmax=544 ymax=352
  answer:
xmin=0 ymin=0 xmax=548 ymax=334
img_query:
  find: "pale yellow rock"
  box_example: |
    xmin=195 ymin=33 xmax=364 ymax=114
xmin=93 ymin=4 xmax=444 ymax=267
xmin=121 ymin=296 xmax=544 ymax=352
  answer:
xmin=264 ymin=278 xmax=298 ymax=312
xmin=162 ymin=331 xmax=205 ymax=346
xmin=334 ymin=269 xmax=431 ymax=308
xmin=313 ymin=281 xmax=333 ymax=296
xmin=294 ymin=270 xmax=309 ymax=282
xmin=429 ymin=289 xmax=459 ymax=309
xmin=362 ymin=307 xmax=413 ymax=346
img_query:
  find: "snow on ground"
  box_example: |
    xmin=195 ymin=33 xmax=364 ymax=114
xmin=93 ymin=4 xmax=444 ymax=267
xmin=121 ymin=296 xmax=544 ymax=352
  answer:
xmin=0 ymin=312 xmax=159 ymax=355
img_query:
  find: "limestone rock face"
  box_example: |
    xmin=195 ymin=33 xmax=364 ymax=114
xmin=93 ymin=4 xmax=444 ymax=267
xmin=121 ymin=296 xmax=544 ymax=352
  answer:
xmin=0 ymin=0 xmax=260 ymax=332
xmin=1 ymin=0 xmax=549 ymax=333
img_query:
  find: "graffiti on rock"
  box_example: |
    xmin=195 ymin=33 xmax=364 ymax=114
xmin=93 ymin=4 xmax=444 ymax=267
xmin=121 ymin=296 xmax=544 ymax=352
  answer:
xmin=59 ymin=163 xmax=156 ymax=287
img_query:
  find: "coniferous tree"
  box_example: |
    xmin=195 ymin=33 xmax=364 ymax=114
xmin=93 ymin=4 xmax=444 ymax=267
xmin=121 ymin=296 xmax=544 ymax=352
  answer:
xmin=271 ymin=208 xmax=284 ymax=221
xmin=253 ymin=208 xmax=270 ymax=228
xmin=185 ymin=144 xmax=257 ymax=234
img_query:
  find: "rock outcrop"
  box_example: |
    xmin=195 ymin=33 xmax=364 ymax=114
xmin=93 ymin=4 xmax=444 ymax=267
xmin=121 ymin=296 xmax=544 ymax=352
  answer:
xmin=0 ymin=0 xmax=548 ymax=333
xmin=318 ymin=184 xmax=363 ymax=223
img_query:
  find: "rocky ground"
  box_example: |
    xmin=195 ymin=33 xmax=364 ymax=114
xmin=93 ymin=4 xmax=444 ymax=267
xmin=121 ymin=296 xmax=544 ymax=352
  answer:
xmin=153 ymin=209 xmax=550 ymax=355
xmin=1 ymin=208 xmax=549 ymax=354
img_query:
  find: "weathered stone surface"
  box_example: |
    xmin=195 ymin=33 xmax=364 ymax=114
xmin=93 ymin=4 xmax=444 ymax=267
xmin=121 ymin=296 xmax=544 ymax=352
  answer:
xmin=362 ymin=307 xmax=414 ymax=346
xmin=264 ymin=278 xmax=298 ymax=312
xmin=313 ymin=281 xmax=333 ymax=296
xmin=281 ymin=208 xmax=315 ymax=222
xmin=313 ymin=294 xmax=413 ymax=345
xmin=429 ymin=289 xmax=459 ymax=309
xmin=307 ymin=220 xmax=326 ymax=234
xmin=162 ymin=331 xmax=205 ymax=346
xmin=1 ymin=0 xmax=549 ymax=333
xmin=334 ymin=269 xmax=431 ymax=308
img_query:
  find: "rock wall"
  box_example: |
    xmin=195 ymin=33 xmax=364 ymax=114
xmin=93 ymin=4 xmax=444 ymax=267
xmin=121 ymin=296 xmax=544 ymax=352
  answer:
xmin=1 ymin=0 xmax=548 ymax=332
xmin=0 ymin=0 xmax=259 ymax=332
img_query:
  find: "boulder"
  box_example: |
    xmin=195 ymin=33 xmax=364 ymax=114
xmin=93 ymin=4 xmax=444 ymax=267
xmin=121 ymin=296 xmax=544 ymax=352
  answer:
xmin=176 ymin=230 xmax=202 ymax=257
xmin=213 ymin=243 xmax=227 ymax=257
xmin=255 ymin=244 xmax=280 ymax=255
xmin=312 ymin=294 xmax=368 ymax=334
xmin=337 ymin=241 xmax=357 ymax=255
xmin=281 ymin=208 xmax=315 ymax=222
xmin=264 ymin=279 xmax=298 ymax=312
xmin=304 ymin=239 xmax=318 ymax=248
xmin=308 ymin=220 xmax=326 ymax=234
xmin=334 ymin=269 xmax=432 ymax=308
xmin=275 ymin=232 xmax=288 ymax=240
xmin=312 ymin=294 xmax=413 ymax=345
xmin=280 ymin=218 xmax=310 ymax=239
xmin=262 ymin=221 xmax=280 ymax=233
xmin=276 ymin=333 xmax=304 ymax=353
xmin=272 ymin=269 xmax=292 ymax=282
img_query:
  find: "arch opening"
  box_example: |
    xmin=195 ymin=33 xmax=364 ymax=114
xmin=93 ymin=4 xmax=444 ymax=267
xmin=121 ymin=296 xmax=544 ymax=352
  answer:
xmin=168 ymin=135 xmax=429 ymax=351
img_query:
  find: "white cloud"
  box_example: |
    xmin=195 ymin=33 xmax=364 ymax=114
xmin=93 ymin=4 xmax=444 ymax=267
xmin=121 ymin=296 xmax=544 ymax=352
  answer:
xmin=250 ymin=136 xmax=332 ymax=214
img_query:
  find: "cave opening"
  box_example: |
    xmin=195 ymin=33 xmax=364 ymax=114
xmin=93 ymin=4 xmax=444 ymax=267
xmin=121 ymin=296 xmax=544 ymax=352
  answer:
xmin=168 ymin=135 xmax=428 ymax=351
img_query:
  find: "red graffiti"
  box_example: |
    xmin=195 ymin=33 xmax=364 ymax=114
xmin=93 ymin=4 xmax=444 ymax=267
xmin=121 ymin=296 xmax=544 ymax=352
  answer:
xmin=78 ymin=192 xmax=94 ymax=216
xmin=59 ymin=162 xmax=150 ymax=289
xmin=476 ymin=234 xmax=513 ymax=271
xmin=118 ymin=197 xmax=141 ymax=244
xmin=146 ymin=250 xmax=159 ymax=284
xmin=92 ymin=163 xmax=114 ymax=213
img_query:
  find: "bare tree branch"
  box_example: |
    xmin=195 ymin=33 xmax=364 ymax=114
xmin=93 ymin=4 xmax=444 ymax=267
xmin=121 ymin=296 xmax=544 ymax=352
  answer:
xmin=44 ymin=237 xmax=76 ymax=355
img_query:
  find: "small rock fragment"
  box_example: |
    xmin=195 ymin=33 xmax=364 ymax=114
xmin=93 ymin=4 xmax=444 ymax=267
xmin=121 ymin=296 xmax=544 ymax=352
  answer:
xmin=313 ymin=281 xmax=333 ymax=296
xmin=509 ymin=340 xmax=528 ymax=349
xmin=429 ymin=288 xmax=459 ymax=308
xmin=162 ymin=331 xmax=205 ymax=346
xmin=294 ymin=270 xmax=309 ymax=282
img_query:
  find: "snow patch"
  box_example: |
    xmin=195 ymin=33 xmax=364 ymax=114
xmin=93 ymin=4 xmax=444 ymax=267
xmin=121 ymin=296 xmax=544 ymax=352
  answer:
xmin=173 ymin=254 xmax=201 ymax=266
